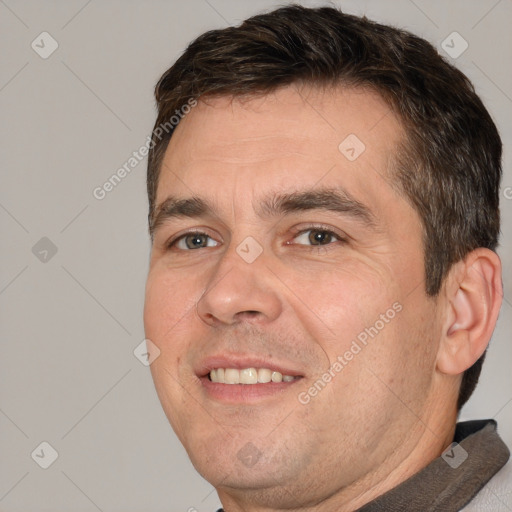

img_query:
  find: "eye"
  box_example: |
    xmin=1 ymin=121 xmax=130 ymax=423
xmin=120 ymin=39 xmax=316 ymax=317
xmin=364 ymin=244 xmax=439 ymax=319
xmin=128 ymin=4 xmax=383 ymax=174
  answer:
xmin=290 ymin=227 xmax=344 ymax=246
xmin=169 ymin=232 xmax=219 ymax=250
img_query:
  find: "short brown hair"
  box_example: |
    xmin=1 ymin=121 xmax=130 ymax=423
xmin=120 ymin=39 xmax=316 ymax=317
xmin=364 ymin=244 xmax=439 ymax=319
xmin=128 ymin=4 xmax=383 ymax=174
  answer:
xmin=147 ymin=5 xmax=502 ymax=409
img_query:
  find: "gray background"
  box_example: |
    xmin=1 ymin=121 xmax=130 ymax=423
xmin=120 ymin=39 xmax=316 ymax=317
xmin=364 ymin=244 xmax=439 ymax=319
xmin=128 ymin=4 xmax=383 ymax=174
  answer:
xmin=0 ymin=0 xmax=510 ymax=510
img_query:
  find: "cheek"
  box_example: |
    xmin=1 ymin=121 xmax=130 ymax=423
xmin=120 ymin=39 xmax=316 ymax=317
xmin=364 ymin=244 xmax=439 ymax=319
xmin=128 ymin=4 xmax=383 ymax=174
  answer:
xmin=144 ymin=269 xmax=204 ymax=435
xmin=348 ymin=296 xmax=439 ymax=423
xmin=289 ymin=260 xmax=396 ymax=347
xmin=143 ymin=267 xmax=206 ymax=396
xmin=143 ymin=265 xmax=201 ymax=339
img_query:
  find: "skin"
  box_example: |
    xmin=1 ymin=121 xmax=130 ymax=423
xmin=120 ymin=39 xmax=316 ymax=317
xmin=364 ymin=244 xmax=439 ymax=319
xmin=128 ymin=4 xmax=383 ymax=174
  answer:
xmin=143 ymin=84 xmax=502 ymax=511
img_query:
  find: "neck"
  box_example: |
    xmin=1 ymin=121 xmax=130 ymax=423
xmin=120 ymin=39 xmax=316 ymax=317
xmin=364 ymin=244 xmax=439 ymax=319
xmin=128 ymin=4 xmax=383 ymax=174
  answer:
xmin=217 ymin=396 xmax=458 ymax=512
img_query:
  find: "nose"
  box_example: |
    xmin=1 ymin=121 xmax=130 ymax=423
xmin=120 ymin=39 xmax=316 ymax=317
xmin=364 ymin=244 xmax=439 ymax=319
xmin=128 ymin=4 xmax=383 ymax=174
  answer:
xmin=196 ymin=242 xmax=282 ymax=327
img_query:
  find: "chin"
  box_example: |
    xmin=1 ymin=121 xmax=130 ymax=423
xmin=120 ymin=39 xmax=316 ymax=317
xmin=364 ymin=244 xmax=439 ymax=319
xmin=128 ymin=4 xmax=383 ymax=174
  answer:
xmin=185 ymin=434 xmax=298 ymax=490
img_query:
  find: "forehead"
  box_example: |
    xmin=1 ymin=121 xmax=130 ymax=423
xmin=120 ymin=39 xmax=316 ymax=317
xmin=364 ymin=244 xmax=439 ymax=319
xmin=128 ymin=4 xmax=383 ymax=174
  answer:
xmin=156 ymin=84 xmax=404 ymax=211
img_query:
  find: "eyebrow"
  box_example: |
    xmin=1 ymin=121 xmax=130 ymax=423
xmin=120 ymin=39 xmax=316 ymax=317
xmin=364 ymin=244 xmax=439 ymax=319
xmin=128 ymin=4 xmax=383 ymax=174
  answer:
xmin=257 ymin=188 xmax=376 ymax=226
xmin=150 ymin=187 xmax=377 ymax=237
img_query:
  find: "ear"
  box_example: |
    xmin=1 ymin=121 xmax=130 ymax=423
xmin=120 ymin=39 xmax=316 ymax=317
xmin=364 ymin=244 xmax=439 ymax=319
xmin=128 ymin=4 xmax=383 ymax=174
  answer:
xmin=437 ymin=248 xmax=502 ymax=376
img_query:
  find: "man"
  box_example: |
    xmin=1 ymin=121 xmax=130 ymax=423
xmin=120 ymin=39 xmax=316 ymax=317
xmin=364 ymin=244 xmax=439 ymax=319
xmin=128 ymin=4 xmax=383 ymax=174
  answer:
xmin=143 ymin=5 xmax=509 ymax=511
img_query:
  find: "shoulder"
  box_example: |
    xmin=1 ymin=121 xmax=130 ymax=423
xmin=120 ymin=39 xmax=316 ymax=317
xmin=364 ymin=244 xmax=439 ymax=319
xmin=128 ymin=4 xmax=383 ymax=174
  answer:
xmin=460 ymin=460 xmax=512 ymax=511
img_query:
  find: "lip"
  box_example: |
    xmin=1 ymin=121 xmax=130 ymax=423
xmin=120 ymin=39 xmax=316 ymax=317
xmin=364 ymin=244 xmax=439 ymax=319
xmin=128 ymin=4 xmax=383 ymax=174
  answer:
xmin=196 ymin=354 xmax=304 ymax=379
xmin=196 ymin=354 xmax=304 ymax=404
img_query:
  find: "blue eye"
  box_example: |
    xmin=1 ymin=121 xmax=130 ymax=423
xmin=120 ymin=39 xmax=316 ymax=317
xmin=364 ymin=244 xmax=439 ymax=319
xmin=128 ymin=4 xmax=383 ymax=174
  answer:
xmin=171 ymin=232 xmax=219 ymax=250
xmin=166 ymin=226 xmax=344 ymax=252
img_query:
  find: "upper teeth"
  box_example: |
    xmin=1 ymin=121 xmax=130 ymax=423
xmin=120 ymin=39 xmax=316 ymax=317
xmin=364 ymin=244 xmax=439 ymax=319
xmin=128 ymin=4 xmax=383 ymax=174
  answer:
xmin=210 ymin=368 xmax=296 ymax=384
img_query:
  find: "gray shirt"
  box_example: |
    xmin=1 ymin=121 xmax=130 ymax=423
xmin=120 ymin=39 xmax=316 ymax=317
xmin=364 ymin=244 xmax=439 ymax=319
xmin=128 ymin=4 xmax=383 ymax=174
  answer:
xmin=215 ymin=419 xmax=510 ymax=512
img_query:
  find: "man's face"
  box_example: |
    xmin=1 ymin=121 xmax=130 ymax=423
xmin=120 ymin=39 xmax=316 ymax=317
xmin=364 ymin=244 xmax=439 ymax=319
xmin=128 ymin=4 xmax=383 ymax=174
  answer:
xmin=144 ymin=85 xmax=443 ymax=506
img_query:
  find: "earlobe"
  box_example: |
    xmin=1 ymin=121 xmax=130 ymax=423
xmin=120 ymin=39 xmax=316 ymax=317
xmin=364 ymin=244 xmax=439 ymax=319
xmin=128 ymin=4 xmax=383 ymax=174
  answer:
xmin=437 ymin=249 xmax=502 ymax=376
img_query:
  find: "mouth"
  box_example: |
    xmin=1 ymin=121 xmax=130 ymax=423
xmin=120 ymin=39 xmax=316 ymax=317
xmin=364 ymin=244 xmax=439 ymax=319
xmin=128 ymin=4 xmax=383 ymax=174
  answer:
xmin=197 ymin=357 xmax=304 ymax=403
xmin=209 ymin=367 xmax=299 ymax=384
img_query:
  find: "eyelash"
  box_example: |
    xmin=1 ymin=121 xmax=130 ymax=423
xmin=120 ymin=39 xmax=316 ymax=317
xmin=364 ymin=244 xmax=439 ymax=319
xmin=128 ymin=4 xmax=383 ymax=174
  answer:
xmin=165 ymin=224 xmax=347 ymax=252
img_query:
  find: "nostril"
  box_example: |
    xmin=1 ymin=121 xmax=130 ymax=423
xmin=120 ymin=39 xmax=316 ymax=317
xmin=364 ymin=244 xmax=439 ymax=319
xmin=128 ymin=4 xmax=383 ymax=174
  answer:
xmin=237 ymin=310 xmax=261 ymax=319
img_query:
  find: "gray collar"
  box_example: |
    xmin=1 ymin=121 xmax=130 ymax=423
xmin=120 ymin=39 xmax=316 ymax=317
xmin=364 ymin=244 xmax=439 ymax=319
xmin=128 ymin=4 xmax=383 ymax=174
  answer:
xmin=358 ymin=419 xmax=510 ymax=512
xmin=215 ymin=420 xmax=509 ymax=512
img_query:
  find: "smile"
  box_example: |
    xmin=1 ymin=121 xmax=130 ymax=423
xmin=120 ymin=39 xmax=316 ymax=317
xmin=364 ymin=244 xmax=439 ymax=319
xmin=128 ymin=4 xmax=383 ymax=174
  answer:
xmin=210 ymin=367 xmax=298 ymax=384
